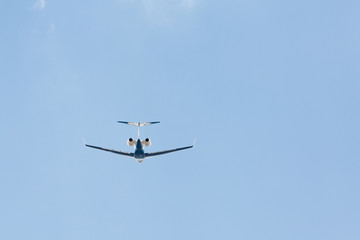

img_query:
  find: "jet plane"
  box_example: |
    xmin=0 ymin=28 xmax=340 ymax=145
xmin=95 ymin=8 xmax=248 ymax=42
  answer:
xmin=84 ymin=121 xmax=194 ymax=163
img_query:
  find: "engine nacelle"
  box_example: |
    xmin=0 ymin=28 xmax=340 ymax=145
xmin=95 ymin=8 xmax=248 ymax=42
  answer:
xmin=142 ymin=138 xmax=151 ymax=147
xmin=127 ymin=138 xmax=135 ymax=147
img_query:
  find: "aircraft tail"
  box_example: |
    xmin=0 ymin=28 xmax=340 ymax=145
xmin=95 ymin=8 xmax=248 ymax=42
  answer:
xmin=117 ymin=121 xmax=160 ymax=127
xmin=118 ymin=121 xmax=160 ymax=138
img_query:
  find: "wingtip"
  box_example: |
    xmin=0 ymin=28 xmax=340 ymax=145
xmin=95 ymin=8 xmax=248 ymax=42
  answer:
xmin=193 ymin=138 xmax=197 ymax=147
xmin=82 ymin=137 xmax=86 ymax=145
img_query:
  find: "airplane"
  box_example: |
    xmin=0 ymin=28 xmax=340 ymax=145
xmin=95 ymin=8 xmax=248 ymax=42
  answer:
xmin=83 ymin=121 xmax=194 ymax=163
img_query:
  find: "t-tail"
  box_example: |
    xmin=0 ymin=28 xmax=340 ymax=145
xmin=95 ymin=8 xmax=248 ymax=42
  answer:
xmin=117 ymin=121 xmax=160 ymax=138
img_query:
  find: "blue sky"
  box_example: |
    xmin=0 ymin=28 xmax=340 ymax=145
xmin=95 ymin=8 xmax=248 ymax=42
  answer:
xmin=1 ymin=0 xmax=360 ymax=239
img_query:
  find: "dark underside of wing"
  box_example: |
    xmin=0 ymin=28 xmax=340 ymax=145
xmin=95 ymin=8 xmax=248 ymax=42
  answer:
xmin=85 ymin=144 xmax=134 ymax=157
xmin=145 ymin=145 xmax=193 ymax=158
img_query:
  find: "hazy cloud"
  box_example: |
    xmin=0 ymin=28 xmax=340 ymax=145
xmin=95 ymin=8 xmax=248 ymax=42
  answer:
xmin=142 ymin=0 xmax=154 ymax=15
xmin=49 ymin=23 xmax=56 ymax=34
xmin=119 ymin=0 xmax=196 ymax=14
xmin=117 ymin=0 xmax=196 ymax=25
xmin=33 ymin=0 xmax=46 ymax=10
xmin=181 ymin=0 xmax=196 ymax=8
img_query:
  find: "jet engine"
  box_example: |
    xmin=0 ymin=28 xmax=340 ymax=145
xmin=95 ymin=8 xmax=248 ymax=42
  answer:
xmin=142 ymin=138 xmax=151 ymax=147
xmin=127 ymin=138 xmax=135 ymax=147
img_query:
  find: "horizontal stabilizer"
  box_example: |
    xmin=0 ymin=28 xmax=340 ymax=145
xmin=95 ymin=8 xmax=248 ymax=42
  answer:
xmin=117 ymin=121 xmax=160 ymax=127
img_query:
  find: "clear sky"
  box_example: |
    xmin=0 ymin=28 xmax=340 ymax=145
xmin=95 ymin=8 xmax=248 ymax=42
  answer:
xmin=1 ymin=0 xmax=360 ymax=239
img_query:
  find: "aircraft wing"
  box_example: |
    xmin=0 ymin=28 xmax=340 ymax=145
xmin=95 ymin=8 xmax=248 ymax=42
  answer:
xmin=85 ymin=143 xmax=134 ymax=157
xmin=145 ymin=145 xmax=193 ymax=158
